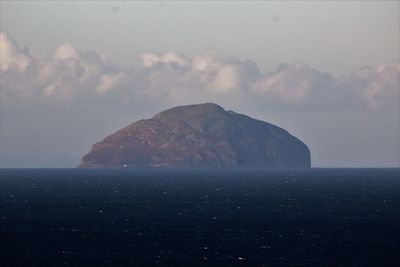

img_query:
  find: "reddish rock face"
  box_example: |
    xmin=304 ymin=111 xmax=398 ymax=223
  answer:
xmin=79 ymin=103 xmax=311 ymax=168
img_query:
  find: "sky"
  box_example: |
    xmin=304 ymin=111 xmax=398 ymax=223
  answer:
xmin=0 ymin=1 xmax=399 ymax=167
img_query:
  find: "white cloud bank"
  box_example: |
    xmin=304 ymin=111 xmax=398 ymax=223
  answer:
xmin=0 ymin=32 xmax=31 ymax=71
xmin=1 ymin=32 xmax=399 ymax=110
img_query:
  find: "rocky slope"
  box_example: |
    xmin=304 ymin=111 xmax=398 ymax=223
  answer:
xmin=79 ymin=103 xmax=311 ymax=168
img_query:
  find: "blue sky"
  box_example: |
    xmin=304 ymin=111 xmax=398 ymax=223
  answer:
xmin=0 ymin=1 xmax=399 ymax=167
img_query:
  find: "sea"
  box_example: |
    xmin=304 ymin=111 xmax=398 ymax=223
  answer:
xmin=0 ymin=168 xmax=399 ymax=267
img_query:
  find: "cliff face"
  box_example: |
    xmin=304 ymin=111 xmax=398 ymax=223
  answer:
xmin=79 ymin=103 xmax=311 ymax=168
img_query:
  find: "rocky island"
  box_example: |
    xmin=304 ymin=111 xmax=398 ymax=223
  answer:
xmin=79 ymin=103 xmax=310 ymax=168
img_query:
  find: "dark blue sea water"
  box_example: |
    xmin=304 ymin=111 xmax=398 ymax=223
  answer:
xmin=0 ymin=168 xmax=399 ymax=267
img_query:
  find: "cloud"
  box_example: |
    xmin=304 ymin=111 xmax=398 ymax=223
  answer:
xmin=250 ymin=63 xmax=336 ymax=104
xmin=52 ymin=42 xmax=81 ymax=61
xmin=0 ymin=32 xmax=31 ymax=71
xmin=96 ymin=72 xmax=124 ymax=94
xmin=1 ymin=32 xmax=122 ymax=103
xmin=139 ymin=52 xmax=189 ymax=67
xmin=1 ymin=32 xmax=398 ymax=111
xmin=353 ymin=63 xmax=399 ymax=109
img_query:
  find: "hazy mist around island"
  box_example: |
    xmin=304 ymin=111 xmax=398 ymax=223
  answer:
xmin=0 ymin=1 xmax=399 ymax=168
